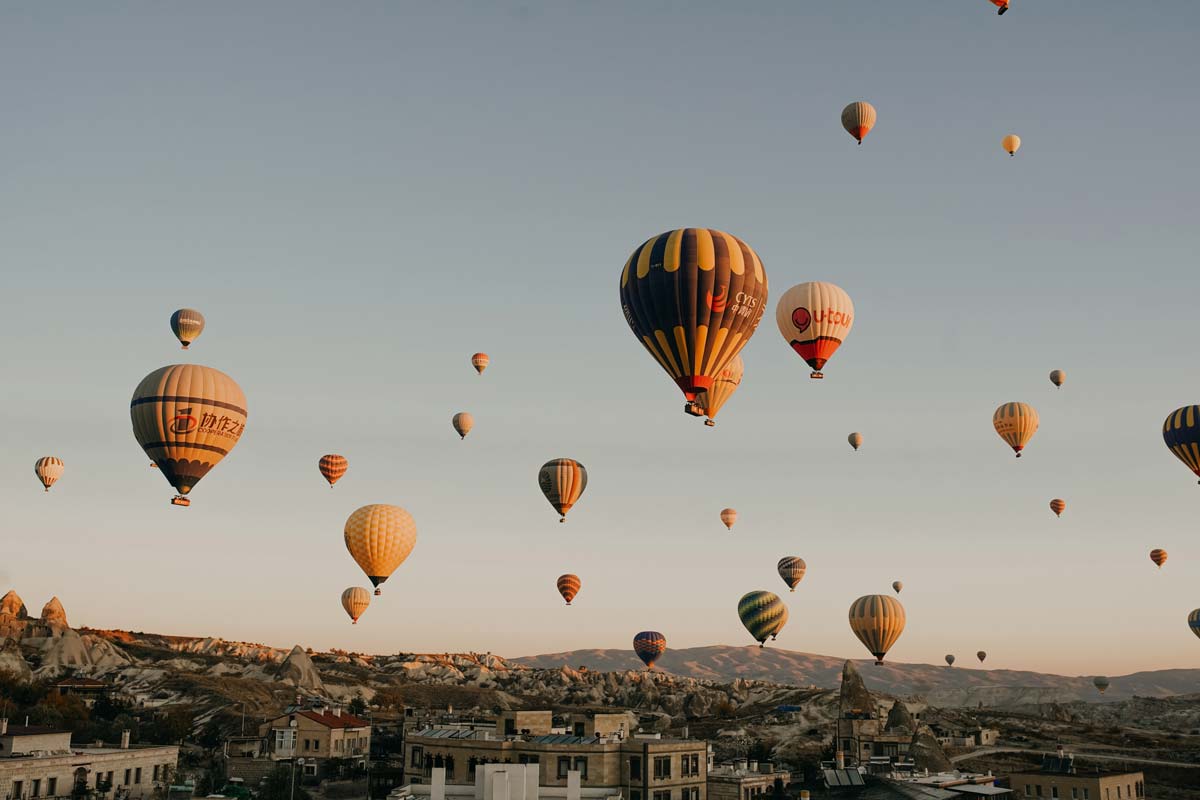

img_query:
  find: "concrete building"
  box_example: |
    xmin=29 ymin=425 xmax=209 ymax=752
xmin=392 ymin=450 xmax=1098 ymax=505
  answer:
xmin=0 ymin=720 xmax=177 ymax=800
xmin=404 ymin=711 xmax=708 ymax=800
xmin=52 ymin=679 xmax=110 ymax=709
xmin=1010 ymin=751 xmax=1145 ymax=800
xmin=254 ymin=706 xmax=372 ymax=777
xmin=706 ymin=760 xmax=789 ymax=800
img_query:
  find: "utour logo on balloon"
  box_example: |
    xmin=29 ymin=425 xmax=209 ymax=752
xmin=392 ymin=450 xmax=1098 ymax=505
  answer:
xmin=790 ymin=307 xmax=811 ymax=334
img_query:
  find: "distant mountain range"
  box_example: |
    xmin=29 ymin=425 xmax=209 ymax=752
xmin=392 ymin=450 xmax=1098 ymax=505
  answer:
xmin=514 ymin=645 xmax=1200 ymax=703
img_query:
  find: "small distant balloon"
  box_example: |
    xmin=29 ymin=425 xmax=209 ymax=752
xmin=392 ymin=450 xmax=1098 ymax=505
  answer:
xmin=1150 ymin=548 xmax=1168 ymax=569
xmin=538 ymin=458 xmax=587 ymax=522
xmin=319 ymin=454 xmax=348 ymax=488
xmin=1049 ymin=370 xmax=1065 ymax=388
xmin=452 ymin=412 xmax=474 ymax=440
xmin=1002 ymin=134 xmax=1021 ymax=156
xmin=945 ymin=654 xmax=956 ymax=667
xmin=170 ymin=308 xmax=205 ymax=350
xmin=720 ymin=508 xmax=738 ymax=530
xmin=471 ymin=353 xmax=489 ymax=375
xmin=777 ymin=557 xmax=807 ymax=592
xmin=557 ymin=574 xmax=581 ymax=606
xmin=977 ymin=650 xmax=987 ymax=664
xmin=1049 ymin=499 xmax=1066 ymax=518
xmin=841 ymin=101 xmax=876 ymax=144
xmin=341 ymin=587 xmax=370 ymax=625
xmin=892 ymin=581 xmax=903 ymax=594
xmin=848 ymin=432 xmax=863 ymax=451
xmin=633 ymin=631 xmax=666 ymax=669
xmin=993 ymin=402 xmax=1039 ymax=457
xmin=34 ymin=457 xmax=64 ymax=492
xmin=989 ymin=0 xmax=1010 ymax=15
xmin=1093 ymin=676 xmax=1110 ymax=694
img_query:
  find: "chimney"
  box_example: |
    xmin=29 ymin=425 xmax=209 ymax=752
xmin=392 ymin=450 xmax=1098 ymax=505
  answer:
xmin=0 ymin=718 xmax=7 ymax=735
xmin=121 ymin=730 xmax=130 ymax=749
xmin=799 ymin=793 xmax=810 ymax=800
xmin=748 ymin=761 xmax=758 ymax=773
xmin=835 ymin=751 xmax=845 ymax=769
xmin=333 ymin=707 xmax=342 ymax=718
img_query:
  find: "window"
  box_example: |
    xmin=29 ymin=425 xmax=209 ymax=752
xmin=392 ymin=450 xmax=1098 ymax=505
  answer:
xmin=154 ymin=766 xmax=160 ymax=781
xmin=653 ymin=792 xmax=670 ymax=800
xmin=1072 ymin=790 xmax=1078 ymax=800
xmin=13 ymin=781 xmax=23 ymax=799
xmin=1117 ymin=789 xmax=1122 ymax=799
xmin=573 ymin=757 xmax=588 ymax=779
xmin=631 ymin=792 xmax=642 ymax=800
xmin=124 ymin=770 xmax=132 ymax=786
xmin=630 ymin=756 xmax=642 ymax=780
xmin=47 ymin=780 xmax=56 ymax=797
xmin=275 ymin=729 xmax=296 ymax=754
xmin=691 ymin=754 xmax=700 ymax=776
xmin=1024 ymin=785 xmax=1031 ymax=798
xmin=135 ymin=768 xmax=142 ymax=785
xmin=654 ymin=756 xmax=671 ymax=779
xmin=31 ymin=780 xmax=40 ymax=798
xmin=558 ymin=757 xmax=571 ymax=779
xmin=1052 ymin=790 xmax=1058 ymax=799
xmin=1036 ymin=787 xmax=1042 ymax=799
xmin=411 ymin=746 xmax=424 ymax=768
xmin=1083 ymin=791 xmax=1089 ymax=800
xmin=304 ymin=764 xmax=317 ymax=776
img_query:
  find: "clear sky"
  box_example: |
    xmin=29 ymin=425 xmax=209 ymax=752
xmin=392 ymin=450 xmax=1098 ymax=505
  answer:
xmin=2 ymin=2 xmax=1199 ymax=677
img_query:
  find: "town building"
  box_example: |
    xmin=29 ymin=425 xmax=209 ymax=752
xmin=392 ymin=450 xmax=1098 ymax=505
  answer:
xmin=0 ymin=719 xmax=178 ymax=800
xmin=1010 ymin=751 xmax=1145 ymax=800
xmin=52 ymin=678 xmax=110 ymax=708
xmin=403 ymin=711 xmax=709 ymax=800
xmin=229 ymin=705 xmax=371 ymax=781
xmin=706 ymin=760 xmax=789 ymax=800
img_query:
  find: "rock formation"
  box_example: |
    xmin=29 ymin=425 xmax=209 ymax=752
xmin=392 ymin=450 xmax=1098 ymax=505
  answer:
xmin=0 ymin=590 xmax=30 ymax=639
xmin=278 ymin=645 xmax=325 ymax=692
xmin=37 ymin=629 xmax=93 ymax=675
xmin=908 ymin=728 xmax=953 ymax=772
xmin=39 ymin=597 xmax=69 ymax=633
xmin=885 ymin=699 xmax=915 ymax=732
xmin=0 ymin=638 xmax=32 ymax=682
xmin=838 ymin=660 xmax=875 ymax=715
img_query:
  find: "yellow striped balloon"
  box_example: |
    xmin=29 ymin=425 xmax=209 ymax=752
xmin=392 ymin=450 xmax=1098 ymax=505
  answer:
xmin=1002 ymin=134 xmax=1021 ymax=156
xmin=777 ymin=557 xmax=807 ymax=592
xmin=471 ymin=352 xmax=489 ymax=375
xmin=841 ymin=101 xmax=877 ymax=144
xmin=556 ymin=574 xmax=581 ymax=606
xmin=1049 ymin=369 xmax=1065 ymax=388
xmin=341 ymin=587 xmax=370 ymax=624
xmin=992 ymin=402 xmax=1039 ymax=457
xmin=1150 ymin=548 xmax=1168 ymax=569
xmin=848 ymin=594 xmax=906 ymax=665
xmin=452 ymin=412 xmax=474 ymax=440
xmin=696 ymin=355 xmax=743 ymax=427
xmin=738 ymin=591 xmax=788 ymax=646
xmin=130 ymin=364 xmax=247 ymax=506
xmin=776 ymin=282 xmax=854 ymax=379
xmin=720 ymin=508 xmax=738 ymax=530
xmin=170 ymin=308 xmax=205 ymax=350
xmin=1163 ymin=406 xmax=1200 ymax=483
xmin=319 ymin=454 xmax=348 ymax=488
xmin=848 ymin=432 xmax=863 ymax=451
xmin=619 ymin=228 xmax=769 ymax=415
xmin=1049 ymin=498 xmax=1066 ymax=517
xmin=344 ymin=504 xmax=417 ymax=595
xmin=538 ymin=458 xmax=587 ymax=522
xmin=892 ymin=581 xmax=903 ymax=594
xmin=1188 ymin=609 xmax=1200 ymax=640
xmin=34 ymin=457 xmax=64 ymax=492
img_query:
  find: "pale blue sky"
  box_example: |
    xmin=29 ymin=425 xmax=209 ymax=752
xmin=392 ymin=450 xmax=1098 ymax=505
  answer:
xmin=2 ymin=2 xmax=1199 ymax=675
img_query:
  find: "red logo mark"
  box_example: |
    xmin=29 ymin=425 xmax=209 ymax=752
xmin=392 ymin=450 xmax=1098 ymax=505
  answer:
xmin=170 ymin=407 xmax=198 ymax=434
xmin=706 ymin=285 xmax=728 ymax=313
xmin=791 ymin=307 xmax=811 ymax=333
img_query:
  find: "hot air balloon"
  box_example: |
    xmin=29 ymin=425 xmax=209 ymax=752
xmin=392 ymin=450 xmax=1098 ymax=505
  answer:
xmin=556 ymin=574 xmax=581 ymax=605
xmin=777 ymin=557 xmax=807 ymax=592
xmin=945 ymin=654 xmax=956 ymax=667
xmin=34 ymin=457 xmax=63 ymax=492
xmin=1049 ymin=499 xmax=1066 ymax=518
xmin=170 ymin=308 xmax=205 ymax=350
xmin=738 ymin=591 xmax=788 ymax=647
xmin=341 ymin=587 xmax=370 ymax=624
xmin=849 ymin=595 xmax=906 ymax=665
xmin=841 ymin=102 xmax=876 ymax=144
xmin=633 ymin=631 xmax=666 ymax=669
xmin=471 ymin=353 xmax=489 ymax=375
xmin=1150 ymin=549 xmax=1168 ymax=569
xmin=1162 ymin=406 xmax=1200 ymax=483
xmin=344 ymin=504 xmax=417 ymax=595
xmin=776 ymin=282 xmax=854 ymax=379
xmin=993 ymin=402 xmax=1039 ymax=457
xmin=452 ymin=412 xmax=474 ymax=440
xmin=1002 ymin=134 xmax=1021 ymax=156
xmin=720 ymin=508 xmax=738 ymax=530
xmin=1093 ymin=676 xmax=1110 ymax=694
xmin=989 ymin=0 xmax=1010 ymax=15
xmin=1049 ymin=370 xmax=1065 ymax=388
xmin=848 ymin=432 xmax=863 ymax=451
xmin=319 ymin=454 xmax=348 ymax=488
xmin=892 ymin=581 xmax=903 ymax=594
xmin=977 ymin=651 xmax=987 ymax=664
xmin=131 ymin=364 xmax=247 ymax=506
xmin=1188 ymin=609 xmax=1200 ymax=640
xmin=696 ymin=355 xmax=743 ymax=427
xmin=538 ymin=458 xmax=587 ymax=522
xmin=619 ymin=228 xmax=769 ymax=416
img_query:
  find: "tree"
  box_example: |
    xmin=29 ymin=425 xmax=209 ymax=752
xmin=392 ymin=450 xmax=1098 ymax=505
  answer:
xmin=348 ymin=696 xmax=367 ymax=717
xmin=258 ymin=765 xmax=311 ymax=800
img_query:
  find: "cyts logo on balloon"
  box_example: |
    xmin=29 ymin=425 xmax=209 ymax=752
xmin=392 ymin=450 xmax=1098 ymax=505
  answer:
xmin=706 ymin=285 xmax=728 ymax=313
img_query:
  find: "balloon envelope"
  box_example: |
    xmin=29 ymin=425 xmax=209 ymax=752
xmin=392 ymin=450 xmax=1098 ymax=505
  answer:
xmin=633 ymin=631 xmax=666 ymax=668
xmin=1150 ymin=548 xmax=1168 ymax=569
xmin=1189 ymin=609 xmax=1200 ymax=640
xmin=619 ymin=228 xmax=769 ymax=406
xmin=777 ymin=557 xmax=807 ymax=592
xmin=1163 ymin=406 xmax=1200 ymax=482
xmin=1002 ymin=134 xmax=1021 ymax=155
xmin=319 ymin=454 xmax=348 ymax=487
xmin=130 ymin=364 xmax=247 ymax=502
xmin=34 ymin=457 xmax=63 ymax=492
xmin=538 ymin=459 xmax=587 ymax=522
xmin=720 ymin=508 xmax=738 ymax=530
xmin=993 ymin=402 xmax=1039 ymax=457
xmin=557 ymin=574 xmax=581 ymax=605
xmin=848 ymin=432 xmax=863 ymax=451
xmin=341 ymin=587 xmax=370 ymax=624
xmin=849 ymin=594 xmax=906 ymax=664
xmin=977 ymin=650 xmax=987 ymax=663
xmin=696 ymin=355 xmax=743 ymax=425
xmin=1049 ymin=369 xmax=1065 ymax=387
xmin=344 ymin=504 xmax=417 ymax=595
xmin=170 ymin=308 xmax=205 ymax=349
xmin=841 ymin=101 xmax=876 ymax=143
xmin=471 ymin=353 xmax=489 ymax=374
xmin=1093 ymin=676 xmax=1110 ymax=694
xmin=892 ymin=581 xmax=903 ymax=594
xmin=945 ymin=654 xmax=955 ymax=667
xmin=776 ymin=282 xmax=854 ymax=378
xmin=1049 ymin=499 xmax=1066 ymax=517
xmin=452 ymin=412 xmax=474 ymax=440
xmin=738 ymin=591 xmax=788 ymax=646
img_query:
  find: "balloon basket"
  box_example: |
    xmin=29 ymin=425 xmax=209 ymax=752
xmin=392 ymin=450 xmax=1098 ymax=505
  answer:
xmin=374 ymin=588 xmax=382 ymax=596
xmin=809 ymin=372 xmax=824 ymax=379
xmin=171 ymin=496 xmax=191 ymax=507
xmin=683 ymin=402 xmax=704 ymax=417
xmin=704 ymin=419 xmax=715 ymax=427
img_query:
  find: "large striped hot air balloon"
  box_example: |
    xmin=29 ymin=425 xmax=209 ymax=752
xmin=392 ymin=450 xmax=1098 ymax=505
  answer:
xmin=1150 ymin=549 xmax=1168 ymax=569
xmin=1163 ymin=406 xmax=1200 ymax=483
xmin=849 ymin=595 xmax=906 ymax=665
xmin=1049 ymin=370 xmax=1065 ymax=388
xmin=130 ymin=364 xmax=247 ymax=506
xmin=776 ymin=282 xmax=854 ymax=379
xmin=319 ymin=454 xmax=348 ymax=488
xmin=471 ymin=353 xmax=489 ymax=375
xmin=1049 ymin=499 xmax=1066 ymax=518
xmin=633 ymin=631 xmax=666 ymax=669
xmin=619 ymin=228 xmax=769 ymax=416
xmin=945 ymin=654 xmax=955 ymax=667
xmin=452 ymin=412 xmax=474 ymax=440
xmin=1093 ymin=676 xmax=1110 ymax=695
xmin=1188 ymin=609 xmax=1200 ymax=640
xmin=696 ymin=355 xmax=743 ymax=427
xmin=344 ymin=504 xmax=417 ymax=595
xmin=341 ymin=587 xmax=370 ymax=625
xmin=1002 ymin=134 xmax=1021 ymax=156
xmin=170 ymin=308 xmax=205 ymax=350
xmin=841 ymin=102 xmax=876 ymax=144
xmin=993 ymin=402 xmax=1039 ymax=457
xmin=738 ymin=591 xmax=788 ymax=647
xmin=777 ymin=557 xmax=807 ymax=592
xmin=538 ymin=459 xmax=587 ymax=522
xmin=720 ymin=508 xmax=738 ymax=530
xmin=34 ymin=457 xmax=64 ymax=492
xmin=556 ymin=574 xmax=581 ymax=606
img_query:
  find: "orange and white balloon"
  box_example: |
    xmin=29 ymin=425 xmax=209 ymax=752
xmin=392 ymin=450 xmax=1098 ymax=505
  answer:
xmin=34 ymin=457 xmax=64 ymax=492
xmin=841 ymin=102 xmax=876 ymax=144
xmin=471 ymin=353 xmax=489 ymax=374
xmin=720 ymin=508 xmax=738 ymax=530
xmin=452 ymin=412 xmax=474 ymax=440
xmin=776 ymin=282 xmax=854 ymax=379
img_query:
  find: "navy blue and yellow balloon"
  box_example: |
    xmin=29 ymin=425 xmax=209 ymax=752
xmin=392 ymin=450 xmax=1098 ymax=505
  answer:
xmin=738 ymin=591 xmax=788 ymax=647
xmin=633 ymin=631 xmax=666 ymax=669
xmin=1189 ymin=609 xmax=1200 ymax=641
xmin=620 ymin=228 xmax=769 ymax=416
xmin=1163 ymin=406 xmax=1200 ymax=483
